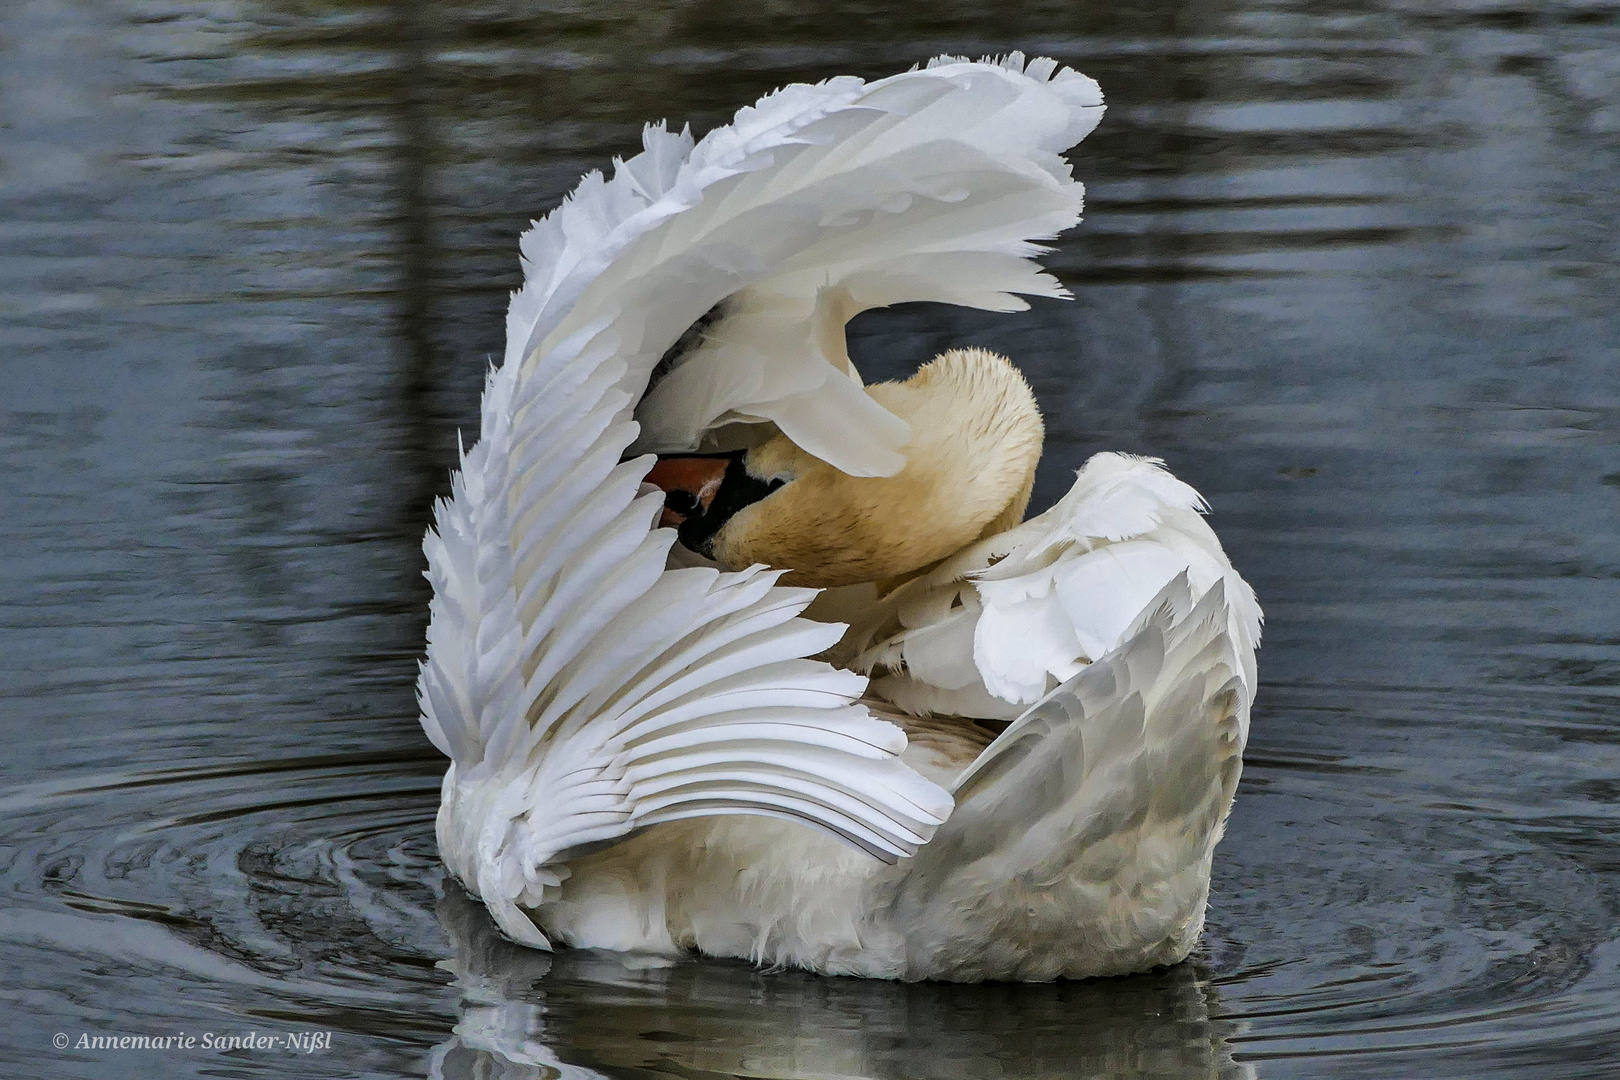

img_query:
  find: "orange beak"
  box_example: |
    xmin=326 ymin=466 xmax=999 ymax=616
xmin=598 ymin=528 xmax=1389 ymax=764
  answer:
xmin=646 ymin=456 xmax=732 ymax=530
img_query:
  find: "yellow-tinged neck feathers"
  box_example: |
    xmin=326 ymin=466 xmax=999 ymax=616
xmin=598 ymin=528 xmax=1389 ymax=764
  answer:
xmin=710 ymin=348 xmax=1043 ymax=588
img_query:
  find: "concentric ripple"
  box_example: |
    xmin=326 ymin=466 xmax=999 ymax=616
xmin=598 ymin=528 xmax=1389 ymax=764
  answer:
xmin=0 ymin=747 xmax=453 ymax=1072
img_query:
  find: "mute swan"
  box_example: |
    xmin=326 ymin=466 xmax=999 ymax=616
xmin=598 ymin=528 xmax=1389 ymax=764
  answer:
xmin=420 ymin=54 xmax=1261 ymax=982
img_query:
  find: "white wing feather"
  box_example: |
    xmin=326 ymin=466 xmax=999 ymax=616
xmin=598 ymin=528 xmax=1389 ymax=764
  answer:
xmin=418 ymin=54 xmax=1106 ymax=946
xmin=891 ymin=572 xmax=1252 ymax=979
xmin=625 ymin=55 xmax=1103 ymax=476
xmin=846 ymin=453 xmax=1262 ymax=723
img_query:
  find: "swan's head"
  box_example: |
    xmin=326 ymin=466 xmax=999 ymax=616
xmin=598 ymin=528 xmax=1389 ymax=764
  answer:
xmin=649 ymin=347 xmax=1043 ymax=589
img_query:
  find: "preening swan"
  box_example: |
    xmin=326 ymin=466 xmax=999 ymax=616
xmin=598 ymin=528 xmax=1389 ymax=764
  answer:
xmin=660 ymin=346 xmax=1044 ymax=589
xmin=419 ymin=54 xmax=1261 ymax=982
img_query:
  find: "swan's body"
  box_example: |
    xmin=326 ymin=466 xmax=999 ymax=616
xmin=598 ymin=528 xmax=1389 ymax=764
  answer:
xmin=419 ymin=55 xmax=1260 ymax=982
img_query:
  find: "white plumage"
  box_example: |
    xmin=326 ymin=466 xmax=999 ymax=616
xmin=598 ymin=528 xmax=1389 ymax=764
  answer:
xmin=418 ymin=53 xmax=1260 ymax=980
xmin=842 ymin=452 xmax=1262 ymax=719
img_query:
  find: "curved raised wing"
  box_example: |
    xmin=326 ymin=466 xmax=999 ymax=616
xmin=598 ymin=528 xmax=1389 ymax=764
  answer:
xmin=417 ymin=54 xmax=1106 ymax=945
xmin=632 ymin=56 xmax=1103 ymax=476
xmin=840 ymin=453 xmax=1262 ymax=723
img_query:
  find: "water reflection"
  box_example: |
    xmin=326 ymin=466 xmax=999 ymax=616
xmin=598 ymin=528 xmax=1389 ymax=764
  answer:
xmin=430 ymin=889 xmax=1254 ymax=1080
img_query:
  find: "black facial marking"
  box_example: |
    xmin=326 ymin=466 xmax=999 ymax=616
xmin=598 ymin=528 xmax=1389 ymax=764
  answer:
xmin=664 ymin=489 xmax=702 ymax=517
xmin=676 ymin=451 xmax=785 ymax=556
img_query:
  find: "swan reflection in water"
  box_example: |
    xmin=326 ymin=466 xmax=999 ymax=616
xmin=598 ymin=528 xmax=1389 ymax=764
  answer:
xmin=427 ymin=887 xmax=1254 ymax=1080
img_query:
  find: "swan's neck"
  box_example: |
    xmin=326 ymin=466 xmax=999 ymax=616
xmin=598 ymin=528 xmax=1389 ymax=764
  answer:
xmin=714 ymin=348 xmax=1043 ymax=588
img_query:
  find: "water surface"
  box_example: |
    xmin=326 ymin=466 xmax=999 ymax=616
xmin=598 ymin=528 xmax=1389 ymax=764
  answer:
xmin=3 ymin=1 xmax=1619 ymax=1077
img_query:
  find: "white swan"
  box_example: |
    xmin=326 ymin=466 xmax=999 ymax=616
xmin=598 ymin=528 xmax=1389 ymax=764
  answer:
xmin=418 ymin=54 xmax=1262 ymax=982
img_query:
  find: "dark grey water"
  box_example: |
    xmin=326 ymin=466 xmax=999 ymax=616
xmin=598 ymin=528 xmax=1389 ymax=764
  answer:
xmin=3 ymin=1 xmax=1618 ymax=1077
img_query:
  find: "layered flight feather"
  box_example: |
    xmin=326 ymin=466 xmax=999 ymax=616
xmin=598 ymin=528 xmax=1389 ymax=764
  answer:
xmin=892 ymin=571 xmax=1252 ymax=980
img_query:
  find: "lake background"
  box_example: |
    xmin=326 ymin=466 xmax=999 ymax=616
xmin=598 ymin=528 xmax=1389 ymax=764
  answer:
xmin=3 ymin=1 xmax=1619 ymax=1077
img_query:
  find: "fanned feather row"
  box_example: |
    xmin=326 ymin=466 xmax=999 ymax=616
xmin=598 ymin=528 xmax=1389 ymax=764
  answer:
xmin=421 ymin=328 xmax=952 ymax=945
